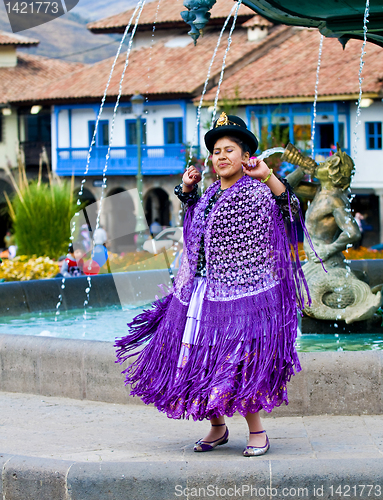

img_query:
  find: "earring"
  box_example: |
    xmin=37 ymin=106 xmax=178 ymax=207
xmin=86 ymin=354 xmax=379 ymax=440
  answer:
xmin=216 ymin=173 xmax=220 ymax=180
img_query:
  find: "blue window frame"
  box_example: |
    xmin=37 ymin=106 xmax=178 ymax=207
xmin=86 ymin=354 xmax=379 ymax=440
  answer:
xmin=88 ymin=120 xmax=109 ymax=146
xmin=164 ymin=118 xmax=183 ymax=144
xmin=125 ymin=119 xmax=147 ymax=145
xmin=247 ymin=102 xmax=351 ymax=156
xmin=366 ymin=122 xmax=382 ymax=150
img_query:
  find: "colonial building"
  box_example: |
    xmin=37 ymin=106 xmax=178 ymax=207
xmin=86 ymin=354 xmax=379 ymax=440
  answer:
xmin=5 ymin=0 xmax=383 ymax=248
xmin=201 ymin=28 xmax=383 ymax=246
xmin=0 ymin=31 xmax=82 ymax=245
xmin=92 ymin=6 xmax=383 ymax=246
xmin=12 ymin=0 xmax=294 ymax=251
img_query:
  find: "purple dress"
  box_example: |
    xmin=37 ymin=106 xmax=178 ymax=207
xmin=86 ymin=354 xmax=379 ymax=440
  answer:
xmin=115 ymin=176 xmax=308 ymax=421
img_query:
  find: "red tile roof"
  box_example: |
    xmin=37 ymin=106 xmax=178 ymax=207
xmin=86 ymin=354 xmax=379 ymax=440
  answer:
xmin=20 ymin=26 xmax=290 ymax=103
xmin=0 ymin=53 xmax=84 ymax=105
xmin=202 ymin=28 xmax=383 ymax=103
xmin=241 ymin=15 xmax=272 ymax=28
xmin=0 ymin=31 xmax=39 ymax=46
xmin=88 ymin=0 xmax=255 ymax=33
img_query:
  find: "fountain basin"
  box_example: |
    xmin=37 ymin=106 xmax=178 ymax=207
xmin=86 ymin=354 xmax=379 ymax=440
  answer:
xmin=0 ymin=265 xmax=382 ymax=414
xmin=0 ymin=333 xmax=383 ymax=416
xmin=0 ymin=263 xmax=382 ymax=335
xmin=0 ymin=269 xmax=173 ymax=317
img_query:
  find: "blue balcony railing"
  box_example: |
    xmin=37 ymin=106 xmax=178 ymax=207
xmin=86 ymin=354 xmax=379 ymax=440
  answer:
xmin=56 ymin=144 xmax=200 ymax=176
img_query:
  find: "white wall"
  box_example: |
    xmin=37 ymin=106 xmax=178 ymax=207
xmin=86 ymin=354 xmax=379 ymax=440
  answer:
xmin=131 ymin=30 xmax=184 ymax=49
xmin=51 ymin=106 xmax=57 ymax=172
xmin=145 ymin=103 xmax=184 ymax=146
xmin=0 ymin=46 xmax=17 ymax=68
xmin=350 ymin=101 xmax=383 ymax=191
xmin=186 ymin=103 xmax=198 ymax=146
xmin=71 ymin=108 xmax=97 ymax=148
xmin=57 ymin=103 xmax=186 ymax=149
xmin=198 ymin=107 xmax=210 ymax=155
xmin=57 ymin=109 xmax=70 ymax=148
xmin=0 ymin=109 xmax=18 ymax=169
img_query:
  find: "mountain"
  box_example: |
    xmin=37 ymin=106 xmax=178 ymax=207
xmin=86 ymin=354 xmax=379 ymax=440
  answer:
xmin=0 ymin=0 xmax=156 ymax=63
xmin=72 ymin=0 xmax=139 ymax=22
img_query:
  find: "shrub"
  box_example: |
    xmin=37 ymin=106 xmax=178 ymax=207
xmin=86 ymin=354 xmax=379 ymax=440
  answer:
xmin=4 ymin=152 xmax=78 ymax=259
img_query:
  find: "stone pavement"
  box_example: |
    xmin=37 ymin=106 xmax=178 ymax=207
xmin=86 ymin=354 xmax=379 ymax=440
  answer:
xmin=1 ymin=391 xmax=383 ymax=499
xmin=1 ymin=392 xmax=383 ymax=463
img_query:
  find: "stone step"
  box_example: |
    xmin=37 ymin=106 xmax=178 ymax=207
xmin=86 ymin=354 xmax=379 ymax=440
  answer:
xmin=1 ymin=392 xmax=383 ymax=500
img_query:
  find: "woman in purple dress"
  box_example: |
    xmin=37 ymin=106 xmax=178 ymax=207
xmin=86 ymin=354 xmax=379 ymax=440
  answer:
xmin=115 ymin=113 xmax=308 ymax=457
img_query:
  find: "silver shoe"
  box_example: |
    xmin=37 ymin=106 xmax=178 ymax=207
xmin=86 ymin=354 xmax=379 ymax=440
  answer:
xmin=243 ymin=430 xmax=269 ymax=457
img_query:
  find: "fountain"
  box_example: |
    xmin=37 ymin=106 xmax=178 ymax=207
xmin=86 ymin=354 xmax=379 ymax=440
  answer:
xmin=283 ymin=143 xmax=382 ymax=326
xmin=181 ymin=0 xmax=383 ymax=48
xmin=1 ymin=1 xmax=383 ymax=496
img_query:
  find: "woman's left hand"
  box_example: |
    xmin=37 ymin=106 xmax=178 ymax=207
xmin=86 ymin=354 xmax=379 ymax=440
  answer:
xmin=242 ymin=157 xmax=271 ymax=181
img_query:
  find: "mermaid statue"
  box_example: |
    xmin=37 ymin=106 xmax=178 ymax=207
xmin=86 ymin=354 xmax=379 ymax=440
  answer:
xmin=283 ymin=144 xmax=381 ymax=324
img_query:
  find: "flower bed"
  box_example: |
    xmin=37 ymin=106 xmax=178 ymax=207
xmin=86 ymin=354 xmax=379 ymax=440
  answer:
xmin=0 ymin=256 xmax=59 ymax=281
xmin=297 ymin=243 xmax=383 ymax=261
xmin=2 ymin=245 xmax=381 ymax=282
xmin=0 ymin=249 xmax=177 ymax=282
xmin=103 ymin=249 xmax=177 ymax=273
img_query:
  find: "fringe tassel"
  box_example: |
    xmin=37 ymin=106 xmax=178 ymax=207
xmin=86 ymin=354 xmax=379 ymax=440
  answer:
xmin=115 ymin=292 xmax=173 ymax=362
xmin=282 ymin=192 xmax=313 ymax=310
xmin=117 ymin=285 xmax=300 ymax=421
xmin=115 ymin=179 xmax=304 ymax=421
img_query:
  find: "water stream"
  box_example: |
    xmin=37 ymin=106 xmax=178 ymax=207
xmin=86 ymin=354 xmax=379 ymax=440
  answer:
xmin=311 ymin=34 xmax=324 ymax=160
xmin=257 ymin=147 xmax=285 ymax=161
xmin=200 ymin=0 xmax=243 ymax=193
xmin=93 ymin=0 xmax=147 ymax=235
xmin=353 ymin=0 xmax=370 ymax=160
xmin=55 ymin=0 xmax=147 ymax=321
xmin=187 ymin=4 xmax=237 ymax=170
xmin=145 ymin=0 xmax=163 ymax=99
xmin=175 ymin=4 xmax=237 ymax=237
xmin=56 ymin=0 xmax=373 ymax=332
xmin=339 ymin=0 xmax=370 ymax=312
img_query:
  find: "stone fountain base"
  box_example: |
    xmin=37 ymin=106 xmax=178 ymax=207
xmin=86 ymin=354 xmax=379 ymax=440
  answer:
xmin=301 ymin=259 xmax=383 ymax=333
xmin=0 ymin=261 xmax=382 ymax=333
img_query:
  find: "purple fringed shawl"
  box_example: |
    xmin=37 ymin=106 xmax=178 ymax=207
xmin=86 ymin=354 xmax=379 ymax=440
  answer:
xmin=115 ymin=175 xmax=310 ymax=421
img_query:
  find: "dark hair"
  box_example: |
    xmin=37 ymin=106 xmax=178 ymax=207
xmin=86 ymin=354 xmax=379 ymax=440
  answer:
xmin=217 ymin=135 xmax=252 ymax=156
xmin=68 ymin=244 xmax=74 ymax=254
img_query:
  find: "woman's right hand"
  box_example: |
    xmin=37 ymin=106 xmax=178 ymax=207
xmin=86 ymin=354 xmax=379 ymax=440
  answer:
xmin=182 ymin=166 xmax=201 ymax=190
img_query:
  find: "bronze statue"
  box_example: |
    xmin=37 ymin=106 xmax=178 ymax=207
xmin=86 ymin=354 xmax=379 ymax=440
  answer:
xmin=284 ymin=144 xmax=381 ymax=324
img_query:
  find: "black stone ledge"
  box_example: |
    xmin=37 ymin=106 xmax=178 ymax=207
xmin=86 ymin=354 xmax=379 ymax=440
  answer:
xmin=301 ymin=315 xmax=383 ymax=334
xmin=0 ymin=269 xmax=172 ymax=317
xmin=1 ymin=454 xmax=383 ymax=500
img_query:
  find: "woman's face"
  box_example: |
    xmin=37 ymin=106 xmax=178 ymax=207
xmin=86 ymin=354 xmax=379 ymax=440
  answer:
xmin=212 ymin=136 xmax=249 ymax=181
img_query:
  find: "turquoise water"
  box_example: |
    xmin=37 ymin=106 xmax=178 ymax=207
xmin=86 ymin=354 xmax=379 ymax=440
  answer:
xmin=0 ymin=306 xmax=383 ymax=350
xmin=0 ymin=305 xmax=148 ymax=343
xmin=296 ymin=333 xmax=383 ymax=351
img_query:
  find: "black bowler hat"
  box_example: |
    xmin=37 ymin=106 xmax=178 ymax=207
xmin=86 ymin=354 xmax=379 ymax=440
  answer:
xmin=204 ymin=112 xmax=259 ymax=155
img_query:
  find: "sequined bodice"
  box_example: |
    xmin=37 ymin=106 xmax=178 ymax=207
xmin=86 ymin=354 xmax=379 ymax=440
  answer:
xmin=174 ymin=177 xmax=298 ymax=278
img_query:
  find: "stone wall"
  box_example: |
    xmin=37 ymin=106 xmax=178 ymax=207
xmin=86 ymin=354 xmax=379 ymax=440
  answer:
xmin=0 ymin=333 xmax=382 ymax=416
